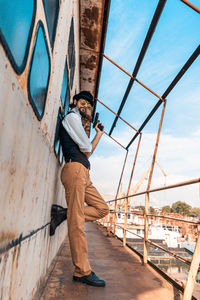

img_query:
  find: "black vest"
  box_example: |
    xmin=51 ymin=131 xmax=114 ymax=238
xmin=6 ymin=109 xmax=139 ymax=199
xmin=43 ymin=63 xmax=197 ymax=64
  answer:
xmin=59 ymin=113 xmax=90 ymax=169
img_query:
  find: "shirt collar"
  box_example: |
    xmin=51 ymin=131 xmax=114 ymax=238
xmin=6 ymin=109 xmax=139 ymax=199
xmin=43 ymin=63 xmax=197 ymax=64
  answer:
xmin=71 ymin=106 xmax=81 ymax=117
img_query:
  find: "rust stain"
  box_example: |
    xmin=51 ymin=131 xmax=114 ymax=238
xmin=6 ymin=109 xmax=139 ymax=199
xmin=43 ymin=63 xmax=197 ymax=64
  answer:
xmin=12 ymin=247 xmax=17 ymax=264
xmin=12 ymin=83 xmax=16 ymax=91
xmin=80 ymin=4 xmax=104 ymax=91
xmin=5 ymin=64 xmax=8 ymax=69
xmin=0 ymin=232 xmax=17 ymax=245
xmin=18 ymin=72 xmax=27 ymax=91
xmin=9 ymin=138 xmax=17 ymax=177
xmin=83 ymin=7 xmax=99 ymax=24
xmin=21 ymin=188 xmax=24 ymax=199
xmin=43 ymin=122 xmax=48 ymax=135
xmin=0 ymin=252 xmax=9 ymax=297
xmin=82 ymin=28 xmax=98 ymax=49
xmin=15 ymin=243 xmax=21 ymax=269
xmin=82 ymin=55 xmax=97 ymax=70
xmin=9 ymin=247 xmax=18 ymax=300
xmin=9 ymin=166 xmax=16 ymax=175
xmin=82 ymin=6 xmax=100 ymax=49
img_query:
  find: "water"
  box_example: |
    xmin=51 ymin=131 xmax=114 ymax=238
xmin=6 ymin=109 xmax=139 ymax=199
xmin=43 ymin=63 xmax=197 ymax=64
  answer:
xmin=127 ymin=240 xmax=200 ymax=283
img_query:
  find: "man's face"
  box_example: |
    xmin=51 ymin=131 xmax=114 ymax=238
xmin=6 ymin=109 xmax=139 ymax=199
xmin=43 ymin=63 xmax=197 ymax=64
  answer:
xmin=75 ymin=98 xmax=92 ymax=117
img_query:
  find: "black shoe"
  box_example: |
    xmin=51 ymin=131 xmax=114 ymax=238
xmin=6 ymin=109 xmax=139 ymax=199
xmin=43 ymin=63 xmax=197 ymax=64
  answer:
xmin=49 ymin=204 xmax=67 ymax=236
xmin=73 ymin=272 xmax=105 ymax=287
xmin=51 ymin=204 xmax=67 ymax=218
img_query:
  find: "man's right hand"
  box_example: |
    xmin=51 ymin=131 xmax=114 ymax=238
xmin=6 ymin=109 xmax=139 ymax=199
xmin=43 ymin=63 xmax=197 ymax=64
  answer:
xmin=84 ymin=122 xmax=104 ymax=158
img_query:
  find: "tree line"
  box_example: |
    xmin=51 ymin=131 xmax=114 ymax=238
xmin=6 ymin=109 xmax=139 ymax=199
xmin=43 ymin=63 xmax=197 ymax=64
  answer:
xmin=161 ymin=201 xmax=200 ymax=217
xmin=135 ymin=201 xmax=200 ymax=217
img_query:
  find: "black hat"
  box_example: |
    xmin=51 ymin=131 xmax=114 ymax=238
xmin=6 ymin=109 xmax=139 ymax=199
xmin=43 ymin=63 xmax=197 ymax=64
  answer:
xmin=73 ymin=91 xmax=94 ymax=107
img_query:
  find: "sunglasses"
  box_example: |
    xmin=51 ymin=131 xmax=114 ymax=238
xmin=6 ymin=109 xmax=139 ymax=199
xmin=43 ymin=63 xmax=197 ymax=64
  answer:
xmin=79 ymin=99 xmax=92 ymax=109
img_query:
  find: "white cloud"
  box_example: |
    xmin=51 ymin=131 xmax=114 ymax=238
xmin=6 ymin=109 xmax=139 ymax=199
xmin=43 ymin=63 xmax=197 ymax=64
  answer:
xmin=94 ymin=0 xmax=200 ymax=209
xmin=90 ymin=131 xmax=200 ymax=208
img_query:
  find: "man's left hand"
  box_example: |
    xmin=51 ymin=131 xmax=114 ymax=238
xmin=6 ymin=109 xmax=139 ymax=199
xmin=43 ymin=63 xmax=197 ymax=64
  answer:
xmin=95 ymin=121 xmax=104 ymax=135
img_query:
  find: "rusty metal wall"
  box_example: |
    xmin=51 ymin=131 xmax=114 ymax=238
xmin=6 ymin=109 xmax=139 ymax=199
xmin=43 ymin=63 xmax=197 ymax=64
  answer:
xmin=0 ymin=0 xmax=80 ymax=299
xmin=79 ymin=0 xmax=106 ymax=94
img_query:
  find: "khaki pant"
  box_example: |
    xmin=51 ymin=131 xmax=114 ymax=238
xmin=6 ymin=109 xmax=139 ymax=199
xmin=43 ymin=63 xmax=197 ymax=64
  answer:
xmin=61 ymin=162 xmax=109 ymax=277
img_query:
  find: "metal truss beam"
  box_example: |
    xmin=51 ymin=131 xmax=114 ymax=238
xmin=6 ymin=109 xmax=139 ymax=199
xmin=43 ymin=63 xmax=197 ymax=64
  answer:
xmin=180 ymin=0 xmax=200 ymax=14
xmin=109 ymin=0 xmax=167 ymax=136
xmin=126 ymin=44 xmax=200 ymax=149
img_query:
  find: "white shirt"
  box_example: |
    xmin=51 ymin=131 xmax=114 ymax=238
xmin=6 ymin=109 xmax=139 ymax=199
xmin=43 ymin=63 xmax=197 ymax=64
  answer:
xmin=62 ymin=107 xmax=92 ymax=153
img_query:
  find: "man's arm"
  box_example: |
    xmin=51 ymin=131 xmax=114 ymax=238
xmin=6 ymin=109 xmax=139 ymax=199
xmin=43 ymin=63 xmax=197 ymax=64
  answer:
xmin=84 ymin=122 xmax=104 ymax=158
xmin=62 ymin=112 xmax=92 ymax=153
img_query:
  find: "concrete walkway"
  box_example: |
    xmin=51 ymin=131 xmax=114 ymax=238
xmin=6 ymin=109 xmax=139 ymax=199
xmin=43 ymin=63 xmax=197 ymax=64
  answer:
xmin=40 ymin=223 xmax=179 ymax=300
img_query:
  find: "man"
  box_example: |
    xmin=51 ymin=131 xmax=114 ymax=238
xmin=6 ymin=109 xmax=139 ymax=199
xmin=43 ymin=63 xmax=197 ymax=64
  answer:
xmin=58 ymin=91 xmax=109 ymax=287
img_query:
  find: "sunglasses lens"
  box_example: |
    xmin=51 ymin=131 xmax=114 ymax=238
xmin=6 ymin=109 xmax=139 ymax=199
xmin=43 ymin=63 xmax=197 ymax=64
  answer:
xmin=80 ymin=100 xmax=92 ymax=108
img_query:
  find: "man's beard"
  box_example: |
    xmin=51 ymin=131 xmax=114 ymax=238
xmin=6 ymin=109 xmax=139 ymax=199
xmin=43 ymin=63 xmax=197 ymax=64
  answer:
xmin=79 ymin=108 xmax=86 ymax=118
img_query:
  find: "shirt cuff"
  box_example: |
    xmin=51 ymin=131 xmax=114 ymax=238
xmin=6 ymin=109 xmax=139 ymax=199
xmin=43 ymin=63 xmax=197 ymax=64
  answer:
xmin=79 ymin=143 xmax=92 ymax=153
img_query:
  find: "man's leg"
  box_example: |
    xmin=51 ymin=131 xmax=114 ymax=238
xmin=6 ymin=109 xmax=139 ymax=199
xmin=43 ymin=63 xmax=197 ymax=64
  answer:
xmin=61 ymin=162 xmax=92 ymax=277
xmin=84 ymin=173 xmax=109 ymax=222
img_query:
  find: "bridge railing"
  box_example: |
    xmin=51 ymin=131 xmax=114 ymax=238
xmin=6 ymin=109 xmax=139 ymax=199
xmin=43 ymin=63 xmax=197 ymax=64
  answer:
xmin=98 ymin=177 xmax=200 ymax=300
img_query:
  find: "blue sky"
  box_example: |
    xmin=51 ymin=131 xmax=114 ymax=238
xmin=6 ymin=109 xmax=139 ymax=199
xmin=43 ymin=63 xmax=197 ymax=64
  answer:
xmin=90 ymin=0 xmax=200 ymax=208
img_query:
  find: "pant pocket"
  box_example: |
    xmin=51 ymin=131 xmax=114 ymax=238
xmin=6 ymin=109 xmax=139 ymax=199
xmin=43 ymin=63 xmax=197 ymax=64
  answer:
xmin=61 ymin=163 xmax=82 ymax=187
